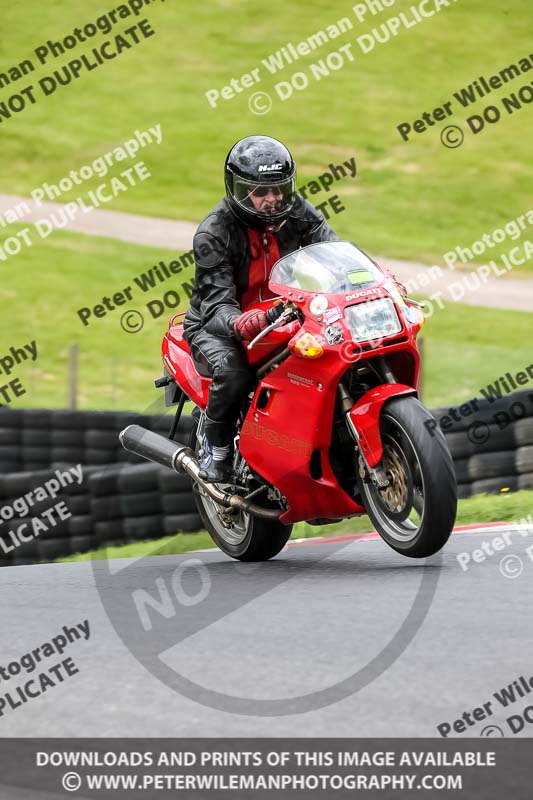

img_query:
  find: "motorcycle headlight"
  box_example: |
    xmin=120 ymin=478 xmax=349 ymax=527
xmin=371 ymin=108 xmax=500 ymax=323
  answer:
xmin=345 ymin=298 xmax=402 ymax=342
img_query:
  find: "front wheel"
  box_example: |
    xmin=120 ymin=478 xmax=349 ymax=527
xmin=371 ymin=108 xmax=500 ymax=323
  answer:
xmin=357 ymin=396 xmax=457 ymax=558
xmin=190 ymin=418 xmax=292 ymax=561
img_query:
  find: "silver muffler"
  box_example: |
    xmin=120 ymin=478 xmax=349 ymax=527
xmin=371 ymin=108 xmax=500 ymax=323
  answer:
xmin=119 ymin=424 xmax=281 ymax=521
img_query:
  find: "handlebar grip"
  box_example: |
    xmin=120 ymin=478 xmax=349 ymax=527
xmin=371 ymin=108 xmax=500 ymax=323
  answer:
xmin=267 ymin=302 xmax=285 ymax=324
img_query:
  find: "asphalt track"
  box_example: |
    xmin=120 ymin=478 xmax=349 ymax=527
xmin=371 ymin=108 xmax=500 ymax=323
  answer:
xmin=1 ymin=523 xmax=532 ymax=739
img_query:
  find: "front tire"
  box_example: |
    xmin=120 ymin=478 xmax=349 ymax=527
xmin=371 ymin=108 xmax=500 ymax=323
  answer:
xmin=190 ymin=419 xmax=292 ymax=561
xmin=357 ymin=396 xmax=457 ymax=558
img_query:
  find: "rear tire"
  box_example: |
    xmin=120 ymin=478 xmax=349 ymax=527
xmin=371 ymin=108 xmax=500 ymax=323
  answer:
xmin=190 ymin=416 xmax=292 ymax=561
xmin=357 ymin=396 xmax=457 ymax=558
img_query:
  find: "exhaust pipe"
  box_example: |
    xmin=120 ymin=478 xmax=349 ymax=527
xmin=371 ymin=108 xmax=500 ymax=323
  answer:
xmin=119 ymin=425 xmax=281 ymax=521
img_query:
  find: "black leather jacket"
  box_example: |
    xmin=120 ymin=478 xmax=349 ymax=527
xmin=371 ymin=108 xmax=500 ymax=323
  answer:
xmin=183 ymin=195 xmax=339 ymax=341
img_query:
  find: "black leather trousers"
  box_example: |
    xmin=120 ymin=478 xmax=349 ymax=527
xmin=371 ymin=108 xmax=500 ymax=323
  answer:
xmin=186 ymin=329 xmax=254 ymax=446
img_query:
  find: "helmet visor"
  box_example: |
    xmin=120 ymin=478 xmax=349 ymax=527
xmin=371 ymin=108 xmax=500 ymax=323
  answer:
xmin=232 ymin=175 xmax=295 ymax=220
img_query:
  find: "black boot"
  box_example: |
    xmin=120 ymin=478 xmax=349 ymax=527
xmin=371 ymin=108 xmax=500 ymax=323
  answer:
xmin=198 ymin=439 xmax=234 ymax=483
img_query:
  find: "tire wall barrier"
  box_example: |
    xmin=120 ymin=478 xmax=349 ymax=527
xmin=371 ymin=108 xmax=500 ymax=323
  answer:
xmin=0 ymin=391 xmax=532 ymax=565
xmin=430 ymin=388 xmax=533 ymax=500
xmin=0 ymin=409 xmax=200 ymax=566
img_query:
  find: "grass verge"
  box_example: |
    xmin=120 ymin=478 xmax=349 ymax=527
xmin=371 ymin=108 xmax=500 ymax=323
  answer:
xmin=0 ymin=1 xmax=532 ymax=269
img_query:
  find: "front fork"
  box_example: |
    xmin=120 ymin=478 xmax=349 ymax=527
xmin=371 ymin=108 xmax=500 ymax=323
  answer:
xmin=338 ymin=372 xmax=416 ymax=490
xmin=338 ymin=383 xmax=390 ymax=490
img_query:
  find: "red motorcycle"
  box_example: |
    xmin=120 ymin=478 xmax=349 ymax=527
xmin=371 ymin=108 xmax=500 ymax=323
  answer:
xmin=120 ymin=241 xmax=457 ymax=561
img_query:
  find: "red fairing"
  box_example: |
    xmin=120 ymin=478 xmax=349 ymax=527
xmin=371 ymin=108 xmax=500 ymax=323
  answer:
xmin=238 ymin=352 xmax=367 ymax=524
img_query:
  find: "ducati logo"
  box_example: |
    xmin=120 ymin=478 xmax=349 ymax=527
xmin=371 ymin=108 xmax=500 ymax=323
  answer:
xmin=345 ymin=288 xmax=381 ymax=302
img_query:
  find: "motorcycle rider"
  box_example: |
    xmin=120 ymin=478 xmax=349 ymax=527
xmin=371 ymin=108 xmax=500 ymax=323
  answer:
xmin=183 ymin=136 xmax=409 ymax=483
xmin=183 ymin=134 xmax=340 ymax=482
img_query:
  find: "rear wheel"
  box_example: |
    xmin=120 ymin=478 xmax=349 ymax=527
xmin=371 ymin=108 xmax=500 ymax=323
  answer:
xmin=357 ymin=397 xmax=457 ymax=558
xmin=189 ymin=417 xmax=292 ymax=560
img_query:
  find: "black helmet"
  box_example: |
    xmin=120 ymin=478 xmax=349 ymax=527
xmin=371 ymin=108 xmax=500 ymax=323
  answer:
xmin=224 ymin=135 xmax=296 ymax=232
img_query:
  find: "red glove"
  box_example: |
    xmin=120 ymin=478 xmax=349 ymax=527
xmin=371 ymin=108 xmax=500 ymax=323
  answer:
xmin=234 ymin=309 xmax=268 ymax=342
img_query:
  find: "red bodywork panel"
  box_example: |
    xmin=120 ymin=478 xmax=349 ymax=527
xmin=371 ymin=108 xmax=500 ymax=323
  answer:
xmin=162 ymin=321 xmax=210 ymax=409
xmin=239 ymin=351 xmax=366 ymax=524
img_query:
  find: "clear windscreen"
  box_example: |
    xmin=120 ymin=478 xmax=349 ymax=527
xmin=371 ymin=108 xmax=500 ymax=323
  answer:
xmin=269 ymin=241 xmax=384 ymax=294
